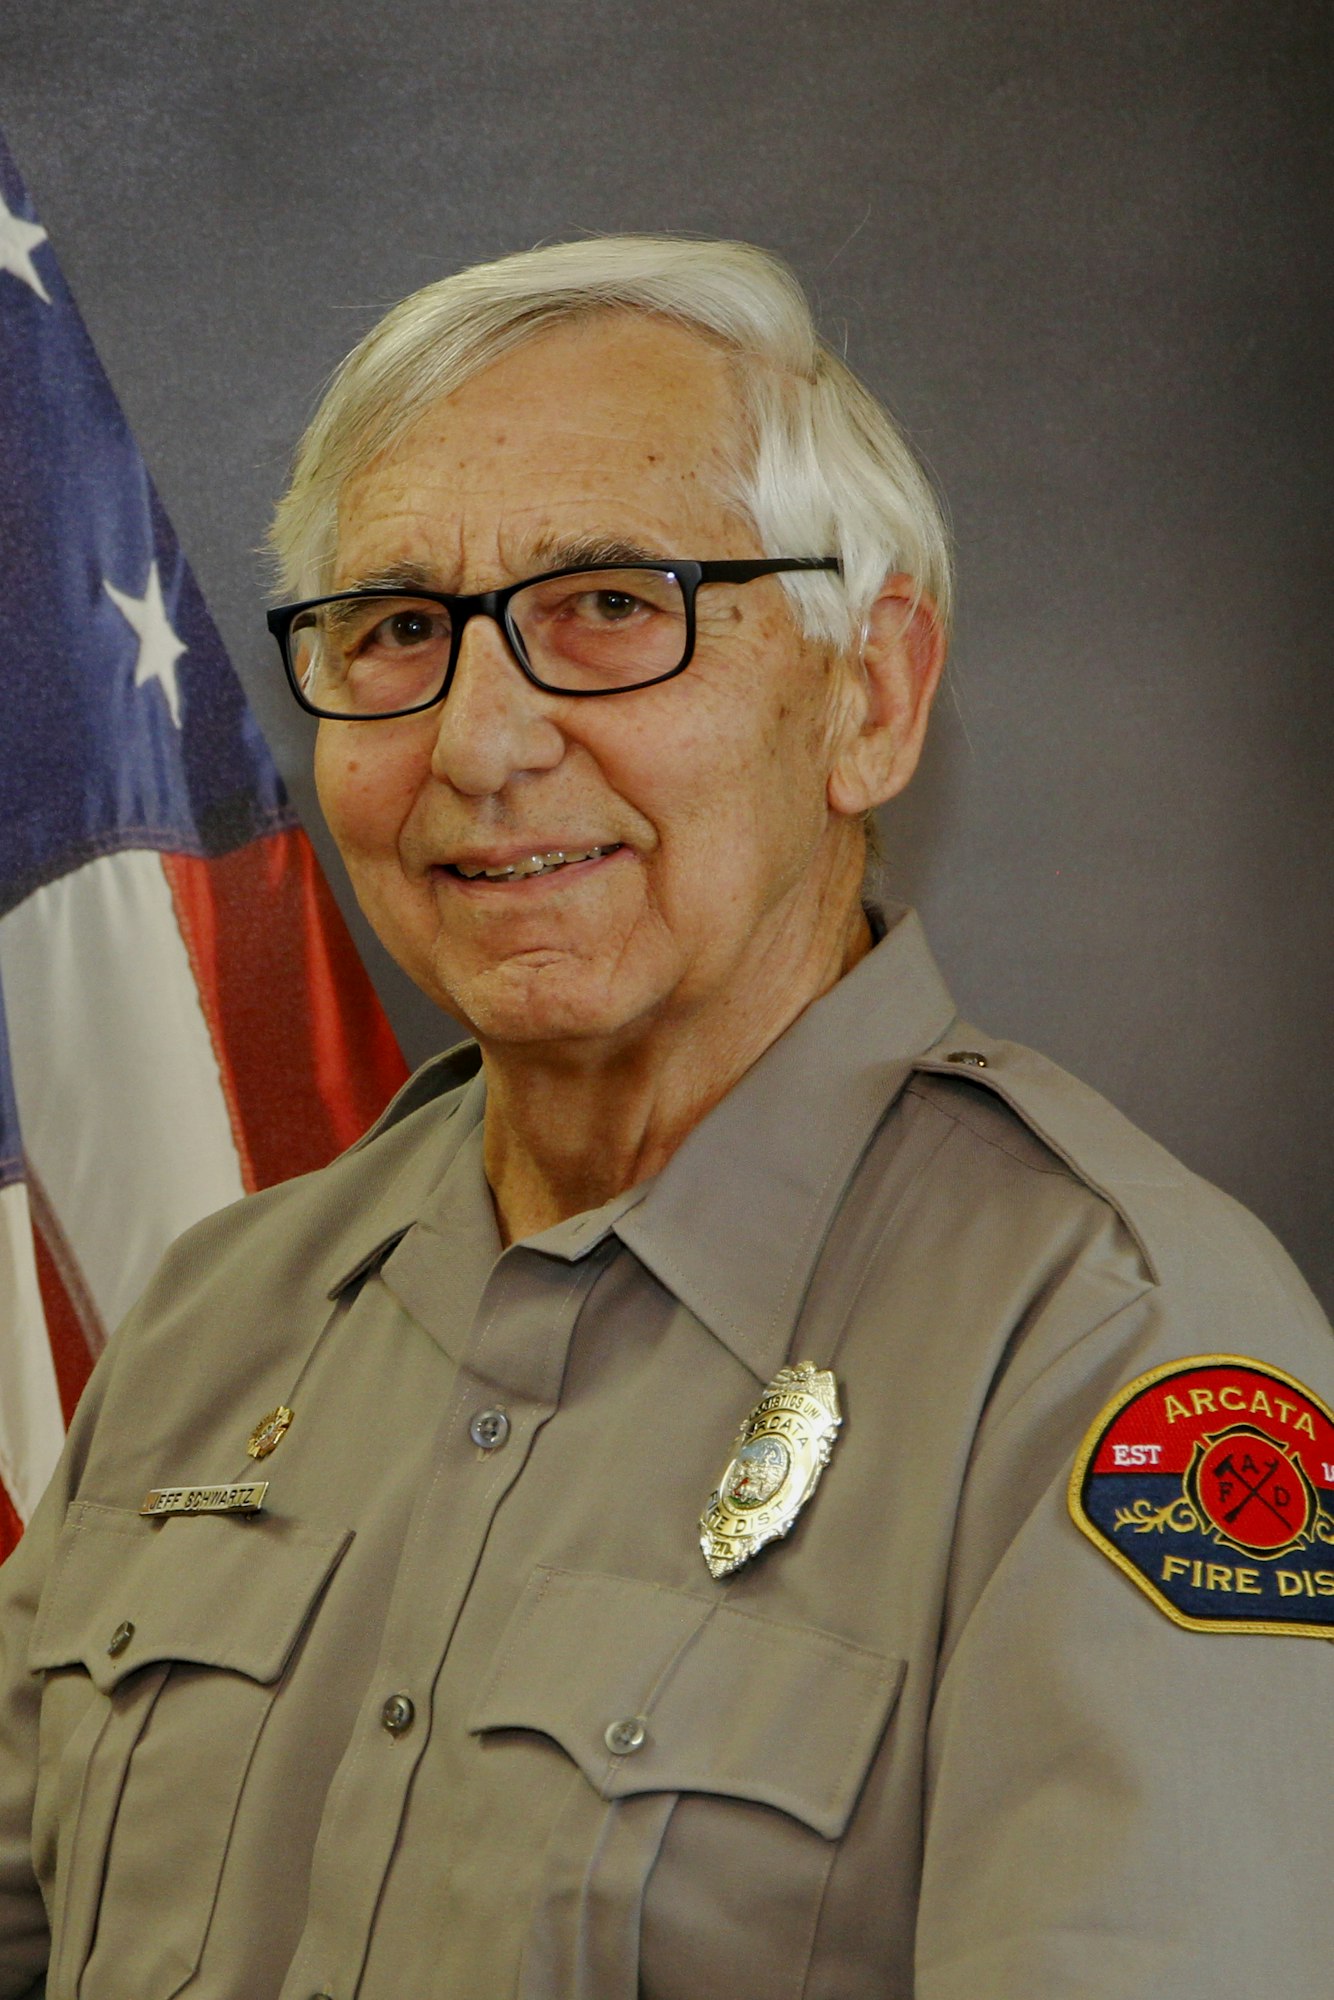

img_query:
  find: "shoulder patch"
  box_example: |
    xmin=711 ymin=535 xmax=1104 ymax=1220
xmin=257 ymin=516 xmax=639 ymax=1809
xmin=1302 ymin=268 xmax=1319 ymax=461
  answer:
xmin=1069 ymin=1356 xmax=1334 ymax=1637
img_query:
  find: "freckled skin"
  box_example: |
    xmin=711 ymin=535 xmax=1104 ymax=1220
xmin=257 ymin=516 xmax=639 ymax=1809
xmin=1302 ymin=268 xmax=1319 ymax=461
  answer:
xmin=314 ymin=315 xmax=938 ymax=1235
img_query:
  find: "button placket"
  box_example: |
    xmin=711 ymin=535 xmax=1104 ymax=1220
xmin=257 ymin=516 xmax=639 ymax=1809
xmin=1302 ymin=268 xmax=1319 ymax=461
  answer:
xmin=287 ymin=1247 xmax=606 ymax=1995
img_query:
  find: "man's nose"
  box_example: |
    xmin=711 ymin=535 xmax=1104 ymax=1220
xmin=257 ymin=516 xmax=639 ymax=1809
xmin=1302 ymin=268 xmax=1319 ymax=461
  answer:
xmin=428 ymin=611 xmax=565 ymax=796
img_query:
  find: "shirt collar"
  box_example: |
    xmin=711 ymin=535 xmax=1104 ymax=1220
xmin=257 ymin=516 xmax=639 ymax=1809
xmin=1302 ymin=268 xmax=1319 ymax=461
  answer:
xmin=612 ymin=906 xmax=956 ymax=1383
xmin=324 ymin=1052 xmax=486 ymax=1296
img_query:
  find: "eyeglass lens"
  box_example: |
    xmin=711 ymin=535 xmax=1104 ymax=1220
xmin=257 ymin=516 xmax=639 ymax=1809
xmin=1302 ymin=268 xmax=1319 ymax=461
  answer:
xmin=288 ymin=567 xmax=690 ymax=715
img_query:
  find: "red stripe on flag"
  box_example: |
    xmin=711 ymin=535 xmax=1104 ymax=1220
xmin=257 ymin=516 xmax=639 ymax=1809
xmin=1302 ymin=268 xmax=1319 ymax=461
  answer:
xmin=28 ymin=1172 xmax=105 ymax=1426
xmin=161 ymin=834 xmax=409 ymax=1193
xmin=0 ymin=1478 xmax=23 ymax=1564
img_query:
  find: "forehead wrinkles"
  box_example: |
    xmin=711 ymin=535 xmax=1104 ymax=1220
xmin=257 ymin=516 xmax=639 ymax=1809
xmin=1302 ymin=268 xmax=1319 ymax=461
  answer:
xmin=333 ymin=471 xmax=471 ymax=589
xmin=334 ymin=330 xmax=759 ymax=588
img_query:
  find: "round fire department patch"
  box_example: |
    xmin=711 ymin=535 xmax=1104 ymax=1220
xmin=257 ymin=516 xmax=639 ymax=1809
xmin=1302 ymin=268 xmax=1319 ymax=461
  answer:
xmin=1069 ymin=1356 xmax=1334 ymax=1638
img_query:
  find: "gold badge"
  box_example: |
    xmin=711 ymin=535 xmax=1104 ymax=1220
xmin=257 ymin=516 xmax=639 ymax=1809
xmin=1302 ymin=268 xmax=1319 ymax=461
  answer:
xmin=140 ymin=1481 xmax=268 ymax=1517
xmin=247 ymin=1406 xmax=294 ymax=1460
xmin=700 ymin=1361 xmax=843 ymax=1577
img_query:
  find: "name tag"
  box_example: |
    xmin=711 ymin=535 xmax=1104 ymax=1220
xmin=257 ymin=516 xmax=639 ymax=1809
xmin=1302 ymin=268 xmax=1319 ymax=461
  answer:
xmin=140 ymin=1481 xmax=269 ymax=1517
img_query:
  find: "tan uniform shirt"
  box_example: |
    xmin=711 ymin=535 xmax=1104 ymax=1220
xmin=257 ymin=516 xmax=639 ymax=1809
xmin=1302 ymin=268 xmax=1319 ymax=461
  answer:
xmin=1 ymin=908 xmax=1331 ymax=2000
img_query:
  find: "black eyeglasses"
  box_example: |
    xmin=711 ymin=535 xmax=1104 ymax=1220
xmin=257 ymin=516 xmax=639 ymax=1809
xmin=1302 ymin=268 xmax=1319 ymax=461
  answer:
xmin=267 ymin=557 xmax=842 ymax=719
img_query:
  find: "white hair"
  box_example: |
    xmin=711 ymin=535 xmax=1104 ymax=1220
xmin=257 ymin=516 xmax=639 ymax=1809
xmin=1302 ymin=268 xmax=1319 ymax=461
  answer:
xmin=269 ymin=235 xmax=953 ymax=648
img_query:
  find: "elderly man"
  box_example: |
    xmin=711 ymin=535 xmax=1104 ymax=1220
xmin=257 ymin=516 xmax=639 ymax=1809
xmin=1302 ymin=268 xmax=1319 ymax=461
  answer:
xmin=1 ymin=235 xmax=1331 ymax=2000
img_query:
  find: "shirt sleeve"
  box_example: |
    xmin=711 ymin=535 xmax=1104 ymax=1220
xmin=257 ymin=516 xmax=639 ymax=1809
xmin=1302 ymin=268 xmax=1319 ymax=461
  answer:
xmin=915 ymin=1262 xmax=1334 ymax=1998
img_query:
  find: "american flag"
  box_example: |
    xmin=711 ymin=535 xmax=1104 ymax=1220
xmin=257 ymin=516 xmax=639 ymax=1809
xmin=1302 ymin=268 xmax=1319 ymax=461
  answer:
xmin=0 ymin=132 xmax=409 ymax=1553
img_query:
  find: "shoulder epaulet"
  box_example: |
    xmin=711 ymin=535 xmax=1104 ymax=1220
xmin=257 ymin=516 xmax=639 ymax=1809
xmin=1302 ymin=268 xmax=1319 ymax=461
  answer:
xmin=913 ymin=1030 xmax=1314 ymax=1315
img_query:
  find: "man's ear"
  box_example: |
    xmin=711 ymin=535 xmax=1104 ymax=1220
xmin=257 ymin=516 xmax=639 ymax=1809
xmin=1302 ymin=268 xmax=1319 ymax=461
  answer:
xmin=826 ymin=574 xmax=947 ymax=818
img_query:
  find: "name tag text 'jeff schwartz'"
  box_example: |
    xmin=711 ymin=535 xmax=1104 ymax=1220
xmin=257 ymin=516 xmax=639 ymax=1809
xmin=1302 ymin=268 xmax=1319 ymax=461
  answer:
xmin=140 ymin=1482 xmax=268 ymax=1517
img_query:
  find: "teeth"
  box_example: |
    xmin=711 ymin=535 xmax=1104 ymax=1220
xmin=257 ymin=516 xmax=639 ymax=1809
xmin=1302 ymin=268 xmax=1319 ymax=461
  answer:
xmin=453 ymin=844 xmax=617 ymax=882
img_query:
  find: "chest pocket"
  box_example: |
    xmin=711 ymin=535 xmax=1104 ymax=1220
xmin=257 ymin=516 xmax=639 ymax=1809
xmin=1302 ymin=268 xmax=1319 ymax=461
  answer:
xmin=29 ymin=1500 xmax=351 ymax=2000
xmin=468 ymin=1565 xmax=904 ymax=2000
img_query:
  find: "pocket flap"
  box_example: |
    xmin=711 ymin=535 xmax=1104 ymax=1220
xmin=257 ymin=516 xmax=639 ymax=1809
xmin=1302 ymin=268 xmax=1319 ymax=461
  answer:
xmin=468 ymin=1566 xmax=903 ymax=1839
xmin=30 ymin=1501 xmax=352 ymax=1693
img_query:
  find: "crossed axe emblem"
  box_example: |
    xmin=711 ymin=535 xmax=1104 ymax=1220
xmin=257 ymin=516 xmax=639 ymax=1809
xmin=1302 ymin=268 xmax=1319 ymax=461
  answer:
xmin=1209 ymin=1450 xmax=1297 ymax=1533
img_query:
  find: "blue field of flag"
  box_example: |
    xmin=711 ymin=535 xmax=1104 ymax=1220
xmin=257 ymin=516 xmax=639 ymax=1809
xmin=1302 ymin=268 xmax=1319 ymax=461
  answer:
xmin=0 ymin=132 xmax=294 ymax=919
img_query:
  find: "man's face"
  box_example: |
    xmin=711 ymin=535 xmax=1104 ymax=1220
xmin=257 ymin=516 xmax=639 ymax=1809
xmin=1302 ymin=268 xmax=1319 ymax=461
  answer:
xmin=315 ymin=315 xmax=859 ymax=1053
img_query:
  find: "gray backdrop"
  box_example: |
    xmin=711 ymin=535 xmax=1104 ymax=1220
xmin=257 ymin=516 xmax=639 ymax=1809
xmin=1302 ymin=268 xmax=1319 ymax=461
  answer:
xmin=1 ymin=0 xmax=1330 ymax=1308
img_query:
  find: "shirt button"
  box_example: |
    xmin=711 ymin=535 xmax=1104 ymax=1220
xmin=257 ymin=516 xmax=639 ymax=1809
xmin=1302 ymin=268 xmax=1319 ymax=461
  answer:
xmin=945 ymin=1050 xmax=988 ymax=1068
xmin=107 ymin=1621 xmax=135 ymax=1657
xmin=604 ymin=1715 xmax=648 ymax=1756
xmin=469 ymin=1407 xmax=510 ymax=1451
xmin=381 ymin=1693 xmax=415 ymax=1735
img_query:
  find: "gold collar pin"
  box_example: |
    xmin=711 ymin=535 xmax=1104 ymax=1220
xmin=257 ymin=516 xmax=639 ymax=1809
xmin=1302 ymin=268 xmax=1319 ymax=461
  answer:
xmin=247 ymin=1406 xmax=294 ymax=1460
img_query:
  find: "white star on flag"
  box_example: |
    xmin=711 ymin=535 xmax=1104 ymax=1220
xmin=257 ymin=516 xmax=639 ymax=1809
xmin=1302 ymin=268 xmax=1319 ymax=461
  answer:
xmin=104 ymin=563 xmax=187 ymax=727
xmin=0 ymin=186 xmax=51 ymax=303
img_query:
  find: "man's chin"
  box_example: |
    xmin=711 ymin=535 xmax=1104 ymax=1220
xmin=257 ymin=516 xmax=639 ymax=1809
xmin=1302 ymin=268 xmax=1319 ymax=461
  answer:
xmin=426 ymin=952 xmax=654 ymax=1053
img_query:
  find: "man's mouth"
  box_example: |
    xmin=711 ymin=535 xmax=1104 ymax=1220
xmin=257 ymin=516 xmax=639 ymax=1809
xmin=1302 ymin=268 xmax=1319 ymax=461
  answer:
xmin=442 ymin=843 xmax=623 ymax=883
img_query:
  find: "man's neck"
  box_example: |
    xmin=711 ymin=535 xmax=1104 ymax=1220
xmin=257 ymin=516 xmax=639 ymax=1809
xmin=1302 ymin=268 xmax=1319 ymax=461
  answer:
xmin=479 ymin=896 xmax=874 ymax=1246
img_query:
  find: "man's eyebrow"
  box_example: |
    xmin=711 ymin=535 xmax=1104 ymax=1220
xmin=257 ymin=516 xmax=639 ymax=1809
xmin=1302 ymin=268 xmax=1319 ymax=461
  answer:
xmin=527 ymin=534 xmax=665 ymax=571
xmin=333 ymin=560 xmax=443 ymax=595
xmin=329 ymin=539 xmax=667 ymax=606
